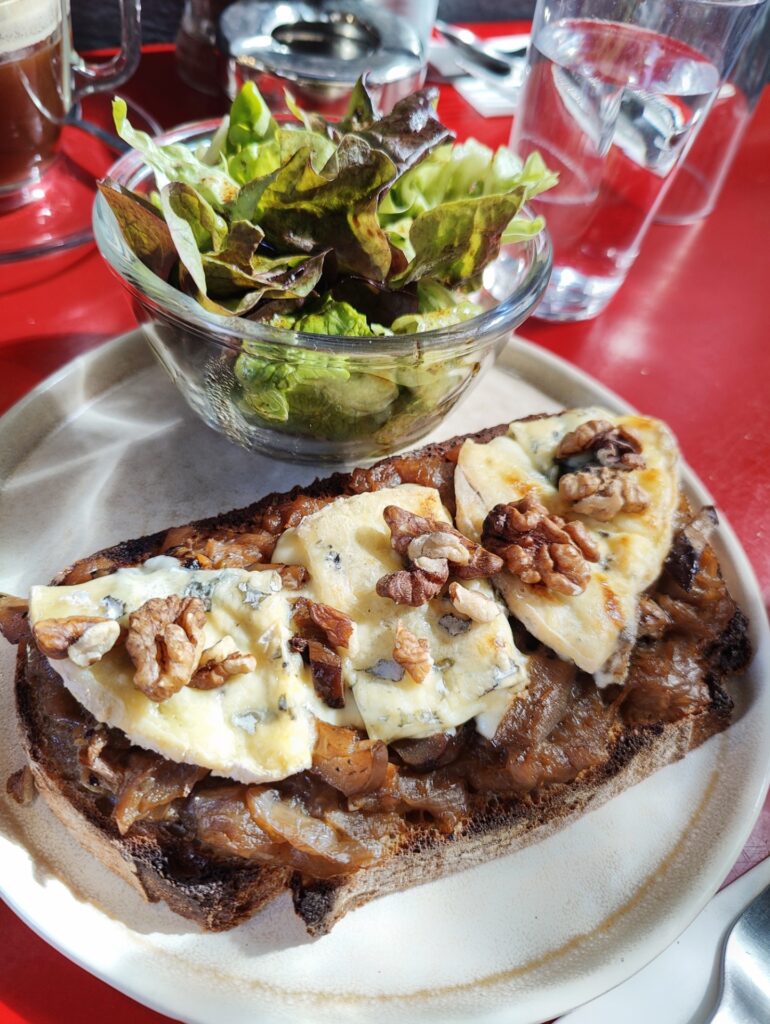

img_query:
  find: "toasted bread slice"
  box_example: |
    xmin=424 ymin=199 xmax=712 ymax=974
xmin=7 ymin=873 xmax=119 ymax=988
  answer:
xmin=5 ymin=421 xmax=750 ymax=935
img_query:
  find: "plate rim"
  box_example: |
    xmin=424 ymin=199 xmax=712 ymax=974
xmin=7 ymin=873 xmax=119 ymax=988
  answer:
xmin=1 ymin=328 xmax=769 ymax=1024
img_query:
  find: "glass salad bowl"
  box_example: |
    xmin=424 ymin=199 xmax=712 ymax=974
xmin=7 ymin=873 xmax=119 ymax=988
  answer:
xmin=94 ymin=120 xmax=552 ymax=464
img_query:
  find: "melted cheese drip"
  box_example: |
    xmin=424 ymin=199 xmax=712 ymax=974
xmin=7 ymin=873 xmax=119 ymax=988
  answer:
xmin=274 ymin=485 xmax=528 ymax=741
xmin=455 ymin=408 xmax=679 ymax=679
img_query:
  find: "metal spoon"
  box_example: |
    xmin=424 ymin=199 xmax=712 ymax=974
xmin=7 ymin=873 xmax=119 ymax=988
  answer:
xmin=705 ymin=883 xmax=770 ymax=1023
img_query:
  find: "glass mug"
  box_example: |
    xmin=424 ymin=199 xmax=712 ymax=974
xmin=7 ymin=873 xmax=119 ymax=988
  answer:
xmin=0 ymin=0 xmax=141 ymax=200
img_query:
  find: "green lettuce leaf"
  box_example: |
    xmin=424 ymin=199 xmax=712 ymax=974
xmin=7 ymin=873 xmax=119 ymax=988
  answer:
xmin=96 ymin=179 xmax=177 ymax=279
xmin=165 ymin=181 xmax=228 ymax=252
xmin=292 ymin=295 xmax=381 ymax=337
xmin=392 ymin=187 xmax=527 ymax=287
xmin=112 ymin=98 xmax=238 ymax=210
xmin=159 ymin=183 xmax=220 ymax=294
xmin=390 ymin=301 xmax=482 ymax=334
xmin=157 ymin=181 xmax=230 ymax=294
xmin=380 ymin=140 xmax=557 ymax=265
xmin=226 ymin=81 xmax=277 ymax=150
xmin=235 ymin=339 xmax=400 ymax=432
xmin=235 ymin=342 xmax=351 ymax=423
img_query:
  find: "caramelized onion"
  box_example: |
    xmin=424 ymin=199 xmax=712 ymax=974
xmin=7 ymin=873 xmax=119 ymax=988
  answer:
xmin=191 ymin=784 xmax=285 ymax=861
xmin=351 ymin=765 xmax=469 ymax=832
xmin=113 ymin=752 xmax=208 ymax=835
xmin=621 ymin=642 xmax=711 ymax=725
xmin=312 ymin=722 xmax=388 ymax=796
xmin=392 ymin=731 xmax=466 ymax=770
xmin=246 ymin=786 xmax=375 ymax=876
xmin=493 ymin=654 xmax=575 ymax=750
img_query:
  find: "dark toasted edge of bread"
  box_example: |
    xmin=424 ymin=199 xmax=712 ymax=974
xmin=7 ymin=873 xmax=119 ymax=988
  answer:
xmin=16 ymin=640 xmax=735 ymax=936
xmin=15 ymin=642 xmax=291 ymax=931
xmin=49 ymin=422 xmax=512 ymax=583
xmin=12 ymin=417 xmax=749 ymax=934
xmin=292 ymin=704 xmax=730 ymax=935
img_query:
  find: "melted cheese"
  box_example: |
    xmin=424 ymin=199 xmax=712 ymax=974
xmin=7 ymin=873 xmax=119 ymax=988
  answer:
xmin=455 ymin=408 xmax=679 ymax=679
xmin=28 ymin=484 xmax=530 ymax=782
xmin=273 ymin=486 xmax=528 ymax=741
xmin=29 ymin=562 xmax=319 ymax=783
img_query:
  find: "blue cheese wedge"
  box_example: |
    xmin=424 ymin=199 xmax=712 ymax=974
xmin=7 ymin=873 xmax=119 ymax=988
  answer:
xmin=454 ymin=408 xmax=679 ymax=681
xmin=28 ymin=483 xmax=531 ymax=783
xmin=28 ymin=561 xmax=322 ymax=783
xmin=273 ymin=485 xmax=528 ymax=741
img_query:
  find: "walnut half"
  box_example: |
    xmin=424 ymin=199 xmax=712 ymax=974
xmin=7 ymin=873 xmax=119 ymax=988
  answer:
xmin=376 ymin=506 xmax=503 ymax=606
xmin=189 ymin=637 xmax=256 ymax=690
xmin=559 ymin=466 xmax=650 ymax=521
xmin=33 ymin=616 xmax=120 ymax=666
xmin=392 ymin=621 xmax=432 ymax=683
xmin=482 ymin=495 xmax=600 ymax=596
xmin=126 ymin=596 xmax=206 ymax=702
xmin=555 ymin=418 xmax=645 ymax=470
xmin=448 ymin=582 xmax=500 ymax=623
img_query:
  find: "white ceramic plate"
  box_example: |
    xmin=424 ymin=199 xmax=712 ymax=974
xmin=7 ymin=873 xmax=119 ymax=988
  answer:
xmin=1 ymin=331 xmax=768 ymax=1024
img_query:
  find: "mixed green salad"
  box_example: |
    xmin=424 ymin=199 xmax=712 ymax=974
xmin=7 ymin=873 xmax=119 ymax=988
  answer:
xmin=100 ymin=80 xmax=556 ymax=443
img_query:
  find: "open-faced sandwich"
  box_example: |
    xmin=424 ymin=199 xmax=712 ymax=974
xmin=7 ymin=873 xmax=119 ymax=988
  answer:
xmin=0 ymin=408 xmax=750 ymax=935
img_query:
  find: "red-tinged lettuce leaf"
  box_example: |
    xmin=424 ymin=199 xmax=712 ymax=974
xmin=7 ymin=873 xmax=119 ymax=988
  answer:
xmin=164 ymin=181 xmax=228 ymax=252
xmin=212 ymin=220 xmax=265 ymax=274
xmin=338 ymin=77 xmax=378 ymax=132
xmin=391 ymin=187 xmax=527 ymax=287
xmin=331 ymin=275 xmax=418 ymax=326
xmin=178 ymin=261 xmax=264 ymax=316
xmin=97 ymin=178 xmax=177 ymax=280
xmin=355 ymin=87 xmax=454 ymax=175
xmin=201 ymin=249 xmax=327 ymax=301
xmin=247 ymin=137 xmax=397 ymax=282
xmin=248 ymin=296 xmax=307 ymax=322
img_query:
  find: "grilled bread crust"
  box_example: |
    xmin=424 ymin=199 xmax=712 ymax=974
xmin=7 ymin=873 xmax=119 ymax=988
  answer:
xmin=11 ymin=422 xmax=749 ymax=934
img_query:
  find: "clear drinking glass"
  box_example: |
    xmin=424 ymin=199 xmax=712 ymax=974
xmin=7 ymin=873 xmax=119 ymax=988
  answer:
xmin=0 ymin=0 xmax=141 ymax=259
xmin=656 ymin=3 xmax=770 ymax=224
xmin=510 ymin=0 xmax=767 ymax=322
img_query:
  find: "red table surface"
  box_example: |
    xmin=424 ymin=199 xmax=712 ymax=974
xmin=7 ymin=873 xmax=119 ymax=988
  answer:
xmin=1 ymin=30 xmax=769 ymax=1024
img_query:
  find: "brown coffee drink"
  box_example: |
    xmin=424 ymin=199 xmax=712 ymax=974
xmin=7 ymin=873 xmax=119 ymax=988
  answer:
xmin=0 ymin=32 xmax=65 ymax=189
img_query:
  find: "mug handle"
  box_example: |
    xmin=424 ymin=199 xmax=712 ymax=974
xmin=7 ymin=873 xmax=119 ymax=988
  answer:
xmin=69 ymin=0 xmax=142 ymax=102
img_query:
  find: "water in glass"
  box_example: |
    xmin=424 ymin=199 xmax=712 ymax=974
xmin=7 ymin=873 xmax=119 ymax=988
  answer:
xmin=512 ymin=18 xmax=720 ymax=320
